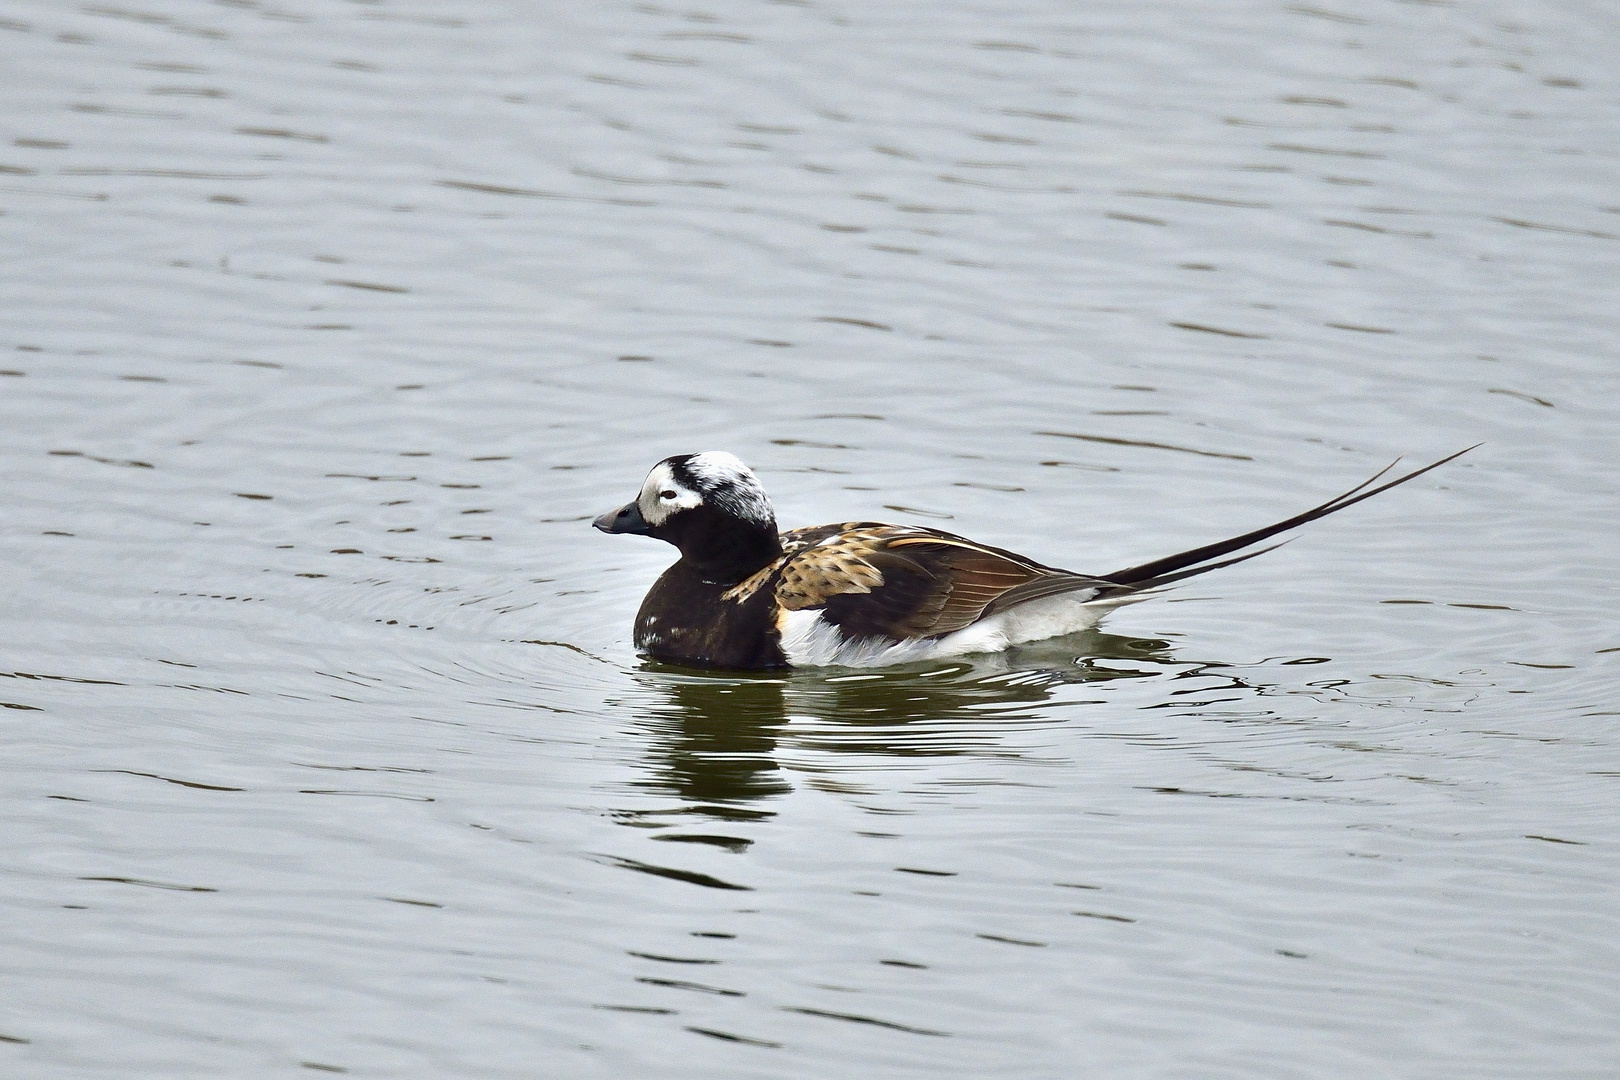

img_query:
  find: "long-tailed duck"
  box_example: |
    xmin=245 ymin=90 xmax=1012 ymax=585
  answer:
xmin=594 ymin=448 xmax=1473 ymax=670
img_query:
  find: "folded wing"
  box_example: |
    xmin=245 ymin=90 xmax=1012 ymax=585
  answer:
xmin=771 ymin=446 xmax=1476 ymax=642
xmin=775 ymin=525 xmax=1108 ymax=640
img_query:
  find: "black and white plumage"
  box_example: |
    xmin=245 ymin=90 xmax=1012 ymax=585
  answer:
xmin=593 ymin=448 xmax=1474 ymax=670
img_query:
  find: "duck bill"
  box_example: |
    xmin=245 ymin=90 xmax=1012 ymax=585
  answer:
xmin=593 ymin=501 xmax=652 ymax=535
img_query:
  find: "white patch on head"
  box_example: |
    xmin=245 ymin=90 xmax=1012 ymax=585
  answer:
xmin=682 ymin=451 xmax=751 ymax=485
xmin=637 ymin=461 xmax=704 ymax=526
xmin=638 ymin=451 xmax=775 ymax=529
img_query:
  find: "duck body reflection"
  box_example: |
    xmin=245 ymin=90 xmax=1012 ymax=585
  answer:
xmin=616 ymin=630 xmax=1181 ymax=808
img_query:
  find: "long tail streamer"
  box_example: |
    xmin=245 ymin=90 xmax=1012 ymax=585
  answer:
xmin=1097 ymin=445 xmax=1479 ymax=596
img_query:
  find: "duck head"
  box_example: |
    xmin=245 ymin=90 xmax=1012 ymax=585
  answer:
xmin=594 ymin=452 xmax=782 ymax=577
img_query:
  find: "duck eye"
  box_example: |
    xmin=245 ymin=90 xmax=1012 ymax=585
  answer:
xmin=659 ymin=490 xmax=677 ymax=500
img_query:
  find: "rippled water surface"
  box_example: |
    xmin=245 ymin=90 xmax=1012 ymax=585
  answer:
xmin=3 ymin=1 xmax=1618 ymax=1076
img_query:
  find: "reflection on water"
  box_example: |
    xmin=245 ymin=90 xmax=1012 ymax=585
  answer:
xmin=622 ymin=631 xmax=1177 ymax=806
xmin=621 ymin=671 xmax=795 ymax=806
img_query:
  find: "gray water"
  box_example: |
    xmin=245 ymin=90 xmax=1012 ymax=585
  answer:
xmin=2 ymin=1 xmax=1617 ymax=1076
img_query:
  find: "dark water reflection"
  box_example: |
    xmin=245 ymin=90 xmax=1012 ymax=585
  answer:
xmin=623 ymin=631 xmax=1178 ymax=807
xmin=623 ymin=670 xmax=796 ymax=806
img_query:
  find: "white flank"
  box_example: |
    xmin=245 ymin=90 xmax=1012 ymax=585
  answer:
xmin=778 ymin=591 xmax=1147 ymax=668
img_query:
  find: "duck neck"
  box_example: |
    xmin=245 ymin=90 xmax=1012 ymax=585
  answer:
xmin=678 ymin=521 xmax=782 ymax=586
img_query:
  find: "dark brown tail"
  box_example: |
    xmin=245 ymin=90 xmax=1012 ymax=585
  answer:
xmin=1096 ymin=445 xmax=1478 ymax=596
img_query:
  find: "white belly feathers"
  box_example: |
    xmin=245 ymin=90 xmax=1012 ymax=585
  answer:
xmin=776 ymin=590 xmax=1143 ymax=668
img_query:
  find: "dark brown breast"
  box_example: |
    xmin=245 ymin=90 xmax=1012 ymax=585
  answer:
xmin=634 ymin=559 xmax=789 ymax=669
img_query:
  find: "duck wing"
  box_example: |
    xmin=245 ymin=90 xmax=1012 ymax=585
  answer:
xmin=774 ymin=524 xmax=1109 ymax=640
xmin=768 ymin=446 xmax=1476 ymax=642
